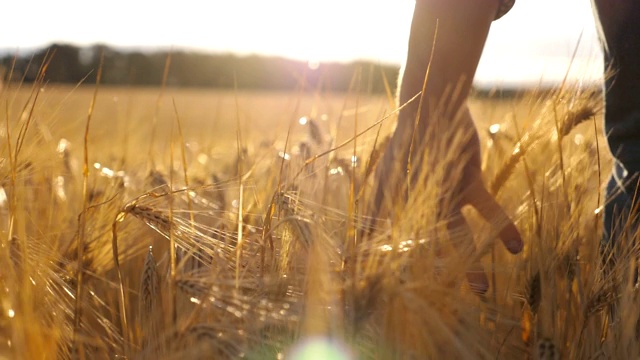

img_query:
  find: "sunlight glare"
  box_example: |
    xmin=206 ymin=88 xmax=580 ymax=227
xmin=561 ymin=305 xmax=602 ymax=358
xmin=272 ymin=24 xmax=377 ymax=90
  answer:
xmin=279 ymin=151 xmax=291 ymax=160
xmin=289 ymin=337 xmax=352 ymax=360
xmin=56 ymin=138 xmax=71 ymax=154
xmin=0 ymin=187 xmax=6 ymax=207
xmin=307 ymin=60 xmax=320 ymax=70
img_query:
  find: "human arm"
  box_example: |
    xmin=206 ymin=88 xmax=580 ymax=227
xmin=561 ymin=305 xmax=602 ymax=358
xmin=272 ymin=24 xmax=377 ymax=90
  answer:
xmin=368 ymin=0 xmax=523 ymax=294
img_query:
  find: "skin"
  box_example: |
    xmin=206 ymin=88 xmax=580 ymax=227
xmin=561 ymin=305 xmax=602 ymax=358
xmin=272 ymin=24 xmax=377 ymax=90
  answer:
xmin=369 ymin=0 xmax=523 ymax=294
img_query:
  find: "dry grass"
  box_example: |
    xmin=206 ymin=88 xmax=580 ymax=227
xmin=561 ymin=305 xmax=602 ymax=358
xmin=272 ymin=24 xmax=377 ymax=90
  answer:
xmin=1 ymin=76 xmax=638 ymax=359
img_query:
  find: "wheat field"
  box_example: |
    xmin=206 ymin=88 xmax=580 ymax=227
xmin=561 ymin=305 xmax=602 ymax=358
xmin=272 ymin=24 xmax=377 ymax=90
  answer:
xmin=1 ymin=74 xmax=638 ymax=360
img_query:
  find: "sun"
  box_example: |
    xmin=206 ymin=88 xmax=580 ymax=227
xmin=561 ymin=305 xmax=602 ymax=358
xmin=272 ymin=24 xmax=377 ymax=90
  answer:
xmin=202 ymin=0 xmax=414 ymax=64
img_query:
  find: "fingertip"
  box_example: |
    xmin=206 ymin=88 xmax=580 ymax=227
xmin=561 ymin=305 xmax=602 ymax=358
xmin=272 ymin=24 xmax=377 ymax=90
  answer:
xmin=507 ymin=238 xmax=524 ymax=254
xmin=465 ymin=182 xmax=523 ymax=254
xmin=500 ymin=223 xmax=523 ymax=254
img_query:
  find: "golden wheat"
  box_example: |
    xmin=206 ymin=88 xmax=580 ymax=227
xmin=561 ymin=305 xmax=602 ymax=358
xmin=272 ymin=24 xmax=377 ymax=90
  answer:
xmin=3 ymin=80 xmax=638 ymax=359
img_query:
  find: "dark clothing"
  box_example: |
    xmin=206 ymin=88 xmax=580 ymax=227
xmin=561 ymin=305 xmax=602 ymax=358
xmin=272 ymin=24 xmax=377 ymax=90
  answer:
xmin=495 ymin=0 xmax=515 ymax=20
xmin=497 ymin=0 xmax=640 ymax=244
xmin=595 ymin=0 xmax=640 ymax=242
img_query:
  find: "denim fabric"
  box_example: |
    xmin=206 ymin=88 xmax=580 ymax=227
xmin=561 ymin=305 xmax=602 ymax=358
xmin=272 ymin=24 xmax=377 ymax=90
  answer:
xmin=600 ymin=1 xmax=640 ymax=248
xmin=603 ymin=161 xmax=638 ymax=244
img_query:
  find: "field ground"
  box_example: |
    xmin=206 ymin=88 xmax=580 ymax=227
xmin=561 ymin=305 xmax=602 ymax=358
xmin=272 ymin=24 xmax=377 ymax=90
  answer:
xmin=1 ymin=83 xmax=635 ymax=359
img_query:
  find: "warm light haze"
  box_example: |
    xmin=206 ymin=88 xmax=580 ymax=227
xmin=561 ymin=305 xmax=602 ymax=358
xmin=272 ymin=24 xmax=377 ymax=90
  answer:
xmin=2 ymin=0 xmax=603 ymax=87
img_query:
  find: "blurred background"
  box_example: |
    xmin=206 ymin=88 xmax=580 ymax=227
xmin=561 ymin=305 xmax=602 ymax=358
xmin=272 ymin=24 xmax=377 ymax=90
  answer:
xmin=0 ymin=0 xmax=602 ymax=90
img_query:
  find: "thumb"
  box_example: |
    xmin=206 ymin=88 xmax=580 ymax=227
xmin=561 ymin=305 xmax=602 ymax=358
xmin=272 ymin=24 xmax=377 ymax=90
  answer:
xmin=464 ymin=178 xmax=523 ymax=254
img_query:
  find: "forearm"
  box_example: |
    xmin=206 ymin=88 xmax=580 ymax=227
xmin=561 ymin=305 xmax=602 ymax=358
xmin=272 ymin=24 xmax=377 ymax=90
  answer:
xmin=397 ymin=0 xmax=499 ymax=134
xmin=367 ymin=0 xmax=524 ymax=274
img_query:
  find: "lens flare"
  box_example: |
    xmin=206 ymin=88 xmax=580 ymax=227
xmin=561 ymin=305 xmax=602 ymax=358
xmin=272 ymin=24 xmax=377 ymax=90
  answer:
xmin=289 ymin=337 xmax=352 ymax=360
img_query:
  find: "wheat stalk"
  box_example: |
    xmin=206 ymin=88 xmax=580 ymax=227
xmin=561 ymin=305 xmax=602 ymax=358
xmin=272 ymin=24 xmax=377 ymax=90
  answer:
xmin=535 ymin=337 xmax=560 ymax=360
xmin=490 ymin=89 xmax=600 ymax=195
xmin=584 ymin=280 xmax=618 ymax=318
xmin=526 ymin=271 xmax=542 ymax=315
xmin=348 ymin=272 xmax=384 ymax=333
xmin=139 ymin=246 xmax=163 ymax=350
xmin=176 ymin=323 xmax=245 ymax=359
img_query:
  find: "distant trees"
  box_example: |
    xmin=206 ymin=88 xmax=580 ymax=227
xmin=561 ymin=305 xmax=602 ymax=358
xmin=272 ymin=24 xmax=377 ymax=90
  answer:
xmin=0 ymin=44 xmax=399 ymax=92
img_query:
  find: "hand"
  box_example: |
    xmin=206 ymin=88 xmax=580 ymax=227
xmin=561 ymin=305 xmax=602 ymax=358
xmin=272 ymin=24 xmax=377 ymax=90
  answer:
xmin=361 ymin=0 xmax=523 ymax=294
xmin=367 ymin=101 xmax=522 ymax=294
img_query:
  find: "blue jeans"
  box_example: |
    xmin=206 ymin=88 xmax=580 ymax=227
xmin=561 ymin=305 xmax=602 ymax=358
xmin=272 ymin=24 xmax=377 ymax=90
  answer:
xmin=603 ymin=161 xmax=639 ymax=245
xmin=596 ymin=0 xmax=640 ymax=259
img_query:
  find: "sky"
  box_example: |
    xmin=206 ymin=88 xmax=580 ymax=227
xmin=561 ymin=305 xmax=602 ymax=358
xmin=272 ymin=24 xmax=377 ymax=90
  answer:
xmin=1 ymin=0 xmax=603 ymax=87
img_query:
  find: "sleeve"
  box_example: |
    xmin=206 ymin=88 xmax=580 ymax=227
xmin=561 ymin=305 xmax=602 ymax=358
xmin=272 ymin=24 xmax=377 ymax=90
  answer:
xmin=494 ymin=0 xmax=515 ymax=20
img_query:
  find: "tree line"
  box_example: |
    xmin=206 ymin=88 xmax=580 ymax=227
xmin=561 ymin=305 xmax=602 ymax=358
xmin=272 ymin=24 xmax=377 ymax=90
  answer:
xmin=0 ymin=44 xmax=400 ymax=92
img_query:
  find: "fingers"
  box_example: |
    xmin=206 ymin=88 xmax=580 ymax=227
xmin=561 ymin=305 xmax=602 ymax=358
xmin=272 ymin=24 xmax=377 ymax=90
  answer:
xmin=363 ymin=130 xmax=412 ymax=237
xmin=464 ymin=177 xmax=524 ymax=254
xmin=446 ymin=210 xmax=489 ymax=295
